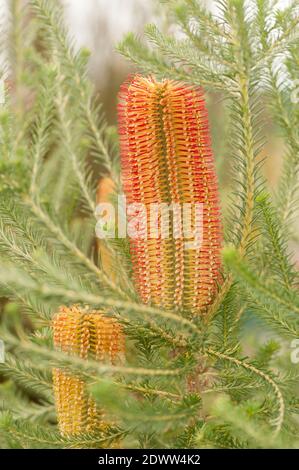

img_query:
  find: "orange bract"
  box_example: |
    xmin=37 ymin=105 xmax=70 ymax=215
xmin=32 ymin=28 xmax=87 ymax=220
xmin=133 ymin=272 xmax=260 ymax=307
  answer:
xmin=52 ymin=305 xmax=125 ymax=436
xmin=118 ymin=75 xmax=222 ymax=313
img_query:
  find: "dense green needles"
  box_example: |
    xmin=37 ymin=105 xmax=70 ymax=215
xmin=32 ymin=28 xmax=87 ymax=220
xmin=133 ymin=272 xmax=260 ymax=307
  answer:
xmin=0 ymin=0 xmax=298 ymax=449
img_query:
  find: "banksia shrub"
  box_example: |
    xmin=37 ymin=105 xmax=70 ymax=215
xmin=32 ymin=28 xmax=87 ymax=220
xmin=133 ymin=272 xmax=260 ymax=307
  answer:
xmin=52 ymin=305 xmax=125 ymax=436
xmin=118 ymin=75 xmax=222 ymax=313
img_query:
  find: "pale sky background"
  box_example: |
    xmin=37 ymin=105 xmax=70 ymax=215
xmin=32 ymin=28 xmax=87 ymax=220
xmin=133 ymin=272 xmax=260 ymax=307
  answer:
xmin=62 ymin=0 xmax=155 ymax=83
xmin=61 ymin=0 xmax=291 ymax=82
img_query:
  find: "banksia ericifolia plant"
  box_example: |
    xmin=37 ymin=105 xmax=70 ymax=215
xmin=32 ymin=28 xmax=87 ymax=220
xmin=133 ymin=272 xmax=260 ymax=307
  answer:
xmin=118 ymin=75 xmax=222 ymax=314
xmin=52 ymin=305 xmax=125 ymax=436
xmin=96 ymin=176 xmax=116 ymax=278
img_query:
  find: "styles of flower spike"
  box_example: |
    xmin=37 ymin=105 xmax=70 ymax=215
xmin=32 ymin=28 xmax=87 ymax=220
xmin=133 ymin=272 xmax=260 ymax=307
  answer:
xmin=52 ymin=305 xmax=125 ymax=436
xmin=118 ymin=75 xmax=222 ymax=313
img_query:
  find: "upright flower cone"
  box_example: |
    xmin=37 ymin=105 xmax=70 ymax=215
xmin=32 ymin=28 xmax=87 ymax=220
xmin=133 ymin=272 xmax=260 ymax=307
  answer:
xmin=52 ymin=305 xmax=125 ymax=436
xmin=96 ymin=176 xmax=116 ymax=279
xmin=118 ymin=75 xmax=222 ymax=313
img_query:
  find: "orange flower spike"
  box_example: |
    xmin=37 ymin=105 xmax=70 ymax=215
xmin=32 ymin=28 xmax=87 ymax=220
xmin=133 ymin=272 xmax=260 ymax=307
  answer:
xmin=96 ymin=177 xmax=116 ymax=208
xmin=52 ymin=305 xmax=125 ymax=436
xmin=118 ymin=75 xmax=222 ymax=313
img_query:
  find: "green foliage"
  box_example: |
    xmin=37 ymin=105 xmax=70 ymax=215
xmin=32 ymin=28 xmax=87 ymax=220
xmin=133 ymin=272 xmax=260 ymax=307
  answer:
xmin=0 ymin=0 xmax=298 ymax=449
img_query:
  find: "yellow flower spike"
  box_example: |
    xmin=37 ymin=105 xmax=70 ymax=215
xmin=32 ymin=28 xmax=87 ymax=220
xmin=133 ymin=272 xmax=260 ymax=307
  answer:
xmin=52 ymin=305 xmax=125 ymax=436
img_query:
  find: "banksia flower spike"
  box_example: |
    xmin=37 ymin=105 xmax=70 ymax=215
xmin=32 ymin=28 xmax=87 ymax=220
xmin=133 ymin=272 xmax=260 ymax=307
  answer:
xmin=118 ymin=75 xmax=222 ymax=314
xmin=96 ymin=176 xmax=116 ymax=279
xmin=52 ymin=305 xmax=125 ymax=436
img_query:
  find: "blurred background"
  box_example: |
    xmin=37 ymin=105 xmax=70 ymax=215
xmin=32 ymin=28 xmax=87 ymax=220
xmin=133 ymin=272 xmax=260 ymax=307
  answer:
xmin=44 ymin=0 xmax=293 ymax=121
xmin=61 ymin=0 xmax=156 ymax=123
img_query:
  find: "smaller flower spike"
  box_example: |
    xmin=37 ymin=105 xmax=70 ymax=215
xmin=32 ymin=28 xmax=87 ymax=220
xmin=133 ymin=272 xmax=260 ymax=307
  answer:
xmin=118 ymin=75 xmax=222 ymax=314
xmin=52 ymin=305 xmax=125 ymax=436
xmin=96 ymin=176 xmax=116 ymax=279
